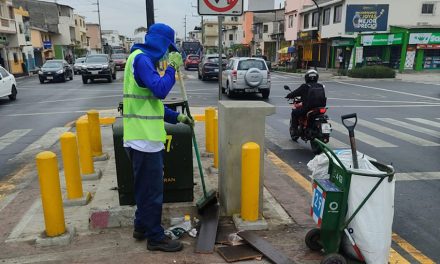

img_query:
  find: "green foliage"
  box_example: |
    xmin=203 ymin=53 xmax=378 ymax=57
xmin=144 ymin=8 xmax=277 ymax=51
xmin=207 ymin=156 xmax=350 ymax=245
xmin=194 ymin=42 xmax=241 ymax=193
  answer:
xmin=348 ymin=66 xmax=396 ymax=78
xmin=337 ymin=69 xmax=348 ymax=76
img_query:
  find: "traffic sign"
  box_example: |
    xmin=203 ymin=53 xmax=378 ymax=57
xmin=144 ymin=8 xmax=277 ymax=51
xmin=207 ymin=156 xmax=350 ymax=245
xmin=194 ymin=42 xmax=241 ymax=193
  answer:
xmin=198 ymin=0 xmax=243 ymax=16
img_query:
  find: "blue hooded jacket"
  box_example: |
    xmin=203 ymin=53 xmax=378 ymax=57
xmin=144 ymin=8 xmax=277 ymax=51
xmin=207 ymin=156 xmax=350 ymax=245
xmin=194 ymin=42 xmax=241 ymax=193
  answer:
xmin=130 ymin=23 xmax=180 ymax=124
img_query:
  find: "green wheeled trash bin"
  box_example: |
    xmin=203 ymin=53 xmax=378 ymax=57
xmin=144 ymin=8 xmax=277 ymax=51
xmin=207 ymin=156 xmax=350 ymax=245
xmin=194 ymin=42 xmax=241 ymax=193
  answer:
xmin=112 ymin=117 xmax=194 ymax=205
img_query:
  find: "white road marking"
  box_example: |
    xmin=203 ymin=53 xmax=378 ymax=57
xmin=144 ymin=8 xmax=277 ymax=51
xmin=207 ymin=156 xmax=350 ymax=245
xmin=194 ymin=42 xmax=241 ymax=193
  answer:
xmin=277 ymin=104 xmax=440 ymax=108
xmin=0 ymin=129 xmax=32 ymax=152
xmin=376 ymin=118 xmax=440 ymax=138
xmin=331 ymin=122 xmax=397 ymax=147
xmin=6 ymin=200 xmax=41 ymax=242
xmin=406 ymin=118 xmax=440 ymax=129
xmin=327 ymin=97 xmax=440 ymax=105
xmin=358 ymin=119 xmax=440 ymax=147
xmin=335 ymin=81 xmax=440 ymax=102
xmin=396 ymin=172 xmax=440 ymax=181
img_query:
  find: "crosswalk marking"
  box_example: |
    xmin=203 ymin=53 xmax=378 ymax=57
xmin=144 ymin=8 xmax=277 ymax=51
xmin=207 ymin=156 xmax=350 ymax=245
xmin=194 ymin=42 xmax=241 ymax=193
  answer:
xmin=358 ymin=119 xmax=440 ymax=147
xmin=406 ymin=118 xmax=440 ymax=129
xmin=265 ymin=125 xmax=303 ymax=150
xmin=377 ymin=118 xmax=440 ymax=139
xmin=11 ymin=127 xmax=70 ymax=160
xmin=0 ymin=129 xmax=32 ymax=152
xmin=396 ymin=172 xmax=440 ymax=181
xmin=331 ymin=122 xmax=397 ymax=148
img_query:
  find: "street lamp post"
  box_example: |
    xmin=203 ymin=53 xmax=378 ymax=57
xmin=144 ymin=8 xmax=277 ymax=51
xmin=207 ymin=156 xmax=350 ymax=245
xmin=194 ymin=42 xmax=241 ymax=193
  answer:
xmin=146 ymin=0 xmax=155 ymax=28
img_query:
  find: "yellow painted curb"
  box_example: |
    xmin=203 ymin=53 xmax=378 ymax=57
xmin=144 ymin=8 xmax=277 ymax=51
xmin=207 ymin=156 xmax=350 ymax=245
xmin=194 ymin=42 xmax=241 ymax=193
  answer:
xmin=193 ymin=114 xmax=205 ymax=122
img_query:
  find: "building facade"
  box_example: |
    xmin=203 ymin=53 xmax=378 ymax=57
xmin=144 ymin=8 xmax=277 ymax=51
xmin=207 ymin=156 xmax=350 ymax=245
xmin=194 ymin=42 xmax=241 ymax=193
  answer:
xmin=73 ymin=14 xmax=87 ymax=57
xmin=0 ymin=0 xmax=18 ymax=72
xmin=86 ymin=23 xmax=101 ymax=54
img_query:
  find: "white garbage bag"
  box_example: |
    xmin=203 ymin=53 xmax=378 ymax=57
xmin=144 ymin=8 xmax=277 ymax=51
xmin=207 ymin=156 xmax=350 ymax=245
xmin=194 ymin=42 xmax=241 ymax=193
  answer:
xmin=308 ymin=149 xmax=395 ymax=264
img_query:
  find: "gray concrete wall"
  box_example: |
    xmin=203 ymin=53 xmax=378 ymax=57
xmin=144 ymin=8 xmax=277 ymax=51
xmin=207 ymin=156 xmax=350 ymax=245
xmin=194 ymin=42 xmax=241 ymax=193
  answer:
xmin=218 ymin=101 xmax=275 ymax=216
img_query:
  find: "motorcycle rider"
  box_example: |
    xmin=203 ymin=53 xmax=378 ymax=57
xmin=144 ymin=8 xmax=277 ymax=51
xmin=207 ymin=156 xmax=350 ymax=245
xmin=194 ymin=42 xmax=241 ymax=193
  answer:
xmin=285 ymin=69 xmax=326 ymax=139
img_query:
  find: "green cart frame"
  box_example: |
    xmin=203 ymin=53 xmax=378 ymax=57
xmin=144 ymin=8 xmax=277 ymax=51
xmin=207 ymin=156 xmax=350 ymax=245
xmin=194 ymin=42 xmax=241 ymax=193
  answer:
xmin=306 ymin=139 xmax=395 ymax=264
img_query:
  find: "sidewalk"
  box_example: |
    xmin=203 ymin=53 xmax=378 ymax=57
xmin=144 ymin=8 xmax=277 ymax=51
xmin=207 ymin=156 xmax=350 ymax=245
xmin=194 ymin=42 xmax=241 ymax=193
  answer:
xmin=0 ymin=108 xmax=322 ymax=263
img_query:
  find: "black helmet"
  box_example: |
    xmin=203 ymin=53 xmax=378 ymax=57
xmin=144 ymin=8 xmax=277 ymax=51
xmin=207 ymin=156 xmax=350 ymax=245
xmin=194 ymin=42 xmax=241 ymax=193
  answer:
xmin=305 ymin=69 xmax=319 ymax=83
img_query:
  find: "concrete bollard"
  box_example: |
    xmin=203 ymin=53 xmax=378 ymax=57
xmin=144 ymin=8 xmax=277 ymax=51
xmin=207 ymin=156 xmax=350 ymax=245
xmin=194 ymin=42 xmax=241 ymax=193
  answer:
xmin=87 ymin=110 xmax=103 ymax=157
xmin=213 ymin=116 xmax=219 ymax=168
xmin=205 ymin=107 xmax=215 ymax=153
xmin=35 ymin=151 xmax=66 ymax=237
xmin=60 ymin=132 xmax=84 ymax=200
xmin=241 ymin=142 xmax=260 ymax=221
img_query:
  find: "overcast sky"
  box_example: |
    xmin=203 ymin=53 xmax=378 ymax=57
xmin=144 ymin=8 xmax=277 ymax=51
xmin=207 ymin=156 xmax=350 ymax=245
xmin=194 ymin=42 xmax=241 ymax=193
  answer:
xmin=54 ymin=0 xmax=284 ymax=39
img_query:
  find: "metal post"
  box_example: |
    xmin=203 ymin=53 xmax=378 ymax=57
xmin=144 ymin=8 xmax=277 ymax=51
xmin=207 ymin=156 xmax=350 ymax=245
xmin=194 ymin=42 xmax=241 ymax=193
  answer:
xmin=146 ymin=0 xmax=155 ymax=28
xmin=205 ymin=107 xmax=215 ymax=153
xmin=218 ymin=16 xmax=223 ymax=101
xmin=312 ymin=0 xmax=320 ymax=68
xmin=76 ymin=119 xmax=95 ymax=176
xmin=96 ymin=0 xmax=103 ymax=53
xmin=213 ymin=116 xmax=219 ymax=168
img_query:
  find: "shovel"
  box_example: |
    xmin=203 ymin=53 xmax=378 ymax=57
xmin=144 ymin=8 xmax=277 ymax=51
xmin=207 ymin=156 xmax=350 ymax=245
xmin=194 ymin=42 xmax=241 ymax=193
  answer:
xmin=341 ymin=113 xmax=359 ymax=169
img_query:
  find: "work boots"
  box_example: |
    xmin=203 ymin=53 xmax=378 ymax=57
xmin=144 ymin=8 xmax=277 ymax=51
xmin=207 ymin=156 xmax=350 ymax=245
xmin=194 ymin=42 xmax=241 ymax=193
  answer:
xmin=147 ymin=237 xmax=183 ymax=252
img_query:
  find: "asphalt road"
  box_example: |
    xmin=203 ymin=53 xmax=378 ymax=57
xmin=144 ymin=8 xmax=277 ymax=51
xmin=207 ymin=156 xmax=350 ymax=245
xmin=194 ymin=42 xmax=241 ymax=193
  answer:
xmin=0 ymin=68 xmax=439 ymax=261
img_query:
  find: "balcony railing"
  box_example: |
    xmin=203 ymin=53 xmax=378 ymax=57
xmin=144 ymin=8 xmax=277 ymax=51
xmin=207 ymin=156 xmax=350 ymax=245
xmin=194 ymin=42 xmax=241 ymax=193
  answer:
xmin=1 ymin=19 xmax=9 ymax=27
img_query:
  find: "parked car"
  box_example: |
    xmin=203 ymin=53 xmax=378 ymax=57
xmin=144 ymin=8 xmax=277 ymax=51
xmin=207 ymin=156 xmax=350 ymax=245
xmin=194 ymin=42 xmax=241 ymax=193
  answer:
xmin=198 ymin=54 xmax=227 ymax=81
xmin=38 ymin=60 xmax=74 ymax=83
xmin=252 ymin=55 xmax=272 ymax=71
xmin=112 ymin=53 xmax=127 ymax=71
xmin=184 ymin=54 xmax=200 ymax=70
xmin=81 ymin=54 xmax=116 ymax=84
xmin=73 ymin=57 xmax=86 ymax=75
xmin=221 ymin=57 xmax=271 ymax=99
xmin=0 ymin=66 xmax=17 ymax=101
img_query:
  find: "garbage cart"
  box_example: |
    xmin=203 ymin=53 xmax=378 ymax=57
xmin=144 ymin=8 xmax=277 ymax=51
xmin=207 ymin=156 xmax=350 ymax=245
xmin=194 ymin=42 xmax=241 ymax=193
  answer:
xmin=306 ymin=139 xmax=394 ymax=264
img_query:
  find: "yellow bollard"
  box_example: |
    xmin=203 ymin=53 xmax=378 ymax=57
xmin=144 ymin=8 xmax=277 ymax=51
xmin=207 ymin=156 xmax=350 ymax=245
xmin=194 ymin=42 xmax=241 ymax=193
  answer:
xmin=241 ymin=142 xmax=260 ymax=221
xmin=36 ymin=151 xmax=66 ymax=237
xmin=60 ymin=132 xmax=84 ymax=200
xmin=213 ymin=116 xmax=218 ymax=168
xmin=205 ymin=107 xmax=215 ymax=153
xmin=87 ymin=110 xmax=103 ymax=157
xmin=76 ymin=119 xmax=95 ymax=175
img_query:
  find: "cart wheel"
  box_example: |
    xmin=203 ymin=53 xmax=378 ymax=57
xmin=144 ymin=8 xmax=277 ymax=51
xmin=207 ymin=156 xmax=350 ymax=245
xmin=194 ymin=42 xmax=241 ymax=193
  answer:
xmin=320 ymin=253 xmax=347 ymax=264
xmin=305 ymin=228 xmax=322 ymax=251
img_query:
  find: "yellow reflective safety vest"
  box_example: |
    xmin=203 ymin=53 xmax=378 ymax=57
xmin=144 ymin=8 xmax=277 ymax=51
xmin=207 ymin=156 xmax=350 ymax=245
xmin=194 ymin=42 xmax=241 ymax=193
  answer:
xmin=123 ymin=49 xmax=166 ymax=142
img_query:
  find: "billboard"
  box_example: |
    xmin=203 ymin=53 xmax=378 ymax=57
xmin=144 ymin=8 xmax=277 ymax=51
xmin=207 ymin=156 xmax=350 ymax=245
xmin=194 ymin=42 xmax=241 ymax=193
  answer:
xmin=345 ymin=5 xmax=389 ymax=33
xmin=247 ymin=0 xmax=275 ymax=12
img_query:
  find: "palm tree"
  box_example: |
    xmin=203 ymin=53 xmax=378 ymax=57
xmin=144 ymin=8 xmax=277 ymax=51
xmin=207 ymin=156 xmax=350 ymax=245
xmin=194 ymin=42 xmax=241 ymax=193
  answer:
xmin=134 ymin=26 xmax=147 ymax=35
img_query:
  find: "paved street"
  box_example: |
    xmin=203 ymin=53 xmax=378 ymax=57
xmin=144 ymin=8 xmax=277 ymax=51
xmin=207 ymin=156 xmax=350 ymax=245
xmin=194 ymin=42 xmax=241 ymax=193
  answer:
xmin=0 ymin=70 xmax=439 ymax=262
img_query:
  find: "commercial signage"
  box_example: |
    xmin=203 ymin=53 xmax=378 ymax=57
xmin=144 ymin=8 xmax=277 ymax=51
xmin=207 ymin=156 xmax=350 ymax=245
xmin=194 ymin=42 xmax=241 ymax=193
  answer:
xmin=297 ymin=30 xmax=317 ymax=40
xmin=43 ymin=41 xmax=52 ymax=49
xmin=332 ymin=39 xmax=355 ymax=47
xmin=409 ymin=33 xmax=440 ymax=45
xmin=417 ymin=44 xmax=440 ymax=49
xmin=361 ymin=33 xmax=403 ymax=46
xmin=198 ymin=0 xmax=243 ymax=16
xmin=345 ymin=5 xmax=389 ymax=33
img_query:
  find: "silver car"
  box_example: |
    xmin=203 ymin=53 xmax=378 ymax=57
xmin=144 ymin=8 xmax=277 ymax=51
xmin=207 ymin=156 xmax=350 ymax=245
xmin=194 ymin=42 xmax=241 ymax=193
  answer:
xmin=221 ymin=57 xmax=271 ymax=99
xmin=73 ymin=57 xmax=86 ymax=75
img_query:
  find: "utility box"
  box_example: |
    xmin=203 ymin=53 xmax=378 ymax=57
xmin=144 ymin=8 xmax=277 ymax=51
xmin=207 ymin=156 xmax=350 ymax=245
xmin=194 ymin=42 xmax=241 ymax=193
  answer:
xmin=112 ymin=118 xmax=193 ymax=205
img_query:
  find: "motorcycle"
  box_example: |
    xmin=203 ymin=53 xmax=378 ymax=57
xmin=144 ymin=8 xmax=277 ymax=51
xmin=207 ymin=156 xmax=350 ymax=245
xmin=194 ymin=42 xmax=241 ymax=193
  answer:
xmin=284 ymin=85 xmax=332 ymax=154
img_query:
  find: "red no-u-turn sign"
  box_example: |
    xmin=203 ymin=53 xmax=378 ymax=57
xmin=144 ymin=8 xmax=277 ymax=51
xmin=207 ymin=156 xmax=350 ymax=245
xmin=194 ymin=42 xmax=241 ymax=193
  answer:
xmin=198 ymin=0 xmax=243 ymax=16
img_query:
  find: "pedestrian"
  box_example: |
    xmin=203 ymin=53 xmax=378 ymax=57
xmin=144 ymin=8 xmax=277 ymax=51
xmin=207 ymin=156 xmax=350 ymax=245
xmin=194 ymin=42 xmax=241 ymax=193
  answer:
xmin=338 ymin=52 xmax=344 ymax=69
xmin=123 ymin=23 xmax=193 ymax=252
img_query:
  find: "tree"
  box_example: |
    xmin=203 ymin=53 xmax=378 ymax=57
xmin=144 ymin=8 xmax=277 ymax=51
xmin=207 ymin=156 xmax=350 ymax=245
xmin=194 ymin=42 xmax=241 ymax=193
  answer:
xmin=134 ymin=26 xmax=147 ymax=35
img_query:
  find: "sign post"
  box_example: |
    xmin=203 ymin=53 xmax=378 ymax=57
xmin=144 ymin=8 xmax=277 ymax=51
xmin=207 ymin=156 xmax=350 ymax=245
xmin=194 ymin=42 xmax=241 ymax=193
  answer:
xmin=198 ymin=0 xmax=243 ymax=101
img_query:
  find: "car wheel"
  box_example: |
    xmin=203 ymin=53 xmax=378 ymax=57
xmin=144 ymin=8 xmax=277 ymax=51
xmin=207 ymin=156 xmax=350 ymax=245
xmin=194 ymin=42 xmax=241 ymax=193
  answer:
xmin=226 ymin=83 xmax=233 ymax=98
xmin=201 ymin=74 xmax=207 ymax=81
xmin=262 ymin=90 xmax=270 ymax=99
xmin=39 ymin=78 xmax=44 ymax=84
xmin=198 ymin=71 xmax=201 ymax=80
xmin=8 ymin=85 xmax=17 ymax=101
xmin=112 ymin=71 xmax=117 ymax=80
xmin=82 ymin=76 xmax=88 ymax=84
xmin=69 ymin=71 xmax=73 ymax=80
xmin=62 ymin=74 xmax=66 ymax=82
xmin=108 ymin=75 xmax=113 ymax=83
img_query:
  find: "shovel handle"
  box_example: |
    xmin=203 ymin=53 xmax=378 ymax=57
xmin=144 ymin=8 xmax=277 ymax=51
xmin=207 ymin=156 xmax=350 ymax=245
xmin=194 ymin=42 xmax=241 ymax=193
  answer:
xmin=341 ymin=113 xmax=357 ymax=136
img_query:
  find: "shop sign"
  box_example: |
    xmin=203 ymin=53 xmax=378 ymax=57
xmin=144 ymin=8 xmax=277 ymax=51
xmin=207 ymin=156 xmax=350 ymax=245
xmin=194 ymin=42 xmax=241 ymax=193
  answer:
xmin=345 ymin=5 xmax=389 ymax=32
xmin=332 ymin=39 xmax=355 ymax=47
xmin=361 ymin=33 xmax=402 ymax=46
xmin=43 ymin=41 xmax=52 ymax=49
xmin=409 ymin=33 xmax=440 ymax=45
xmin=297 ymin=30 xmax=317 ymax=40
xmin=416 ymin=44 xmax=440 ymax=49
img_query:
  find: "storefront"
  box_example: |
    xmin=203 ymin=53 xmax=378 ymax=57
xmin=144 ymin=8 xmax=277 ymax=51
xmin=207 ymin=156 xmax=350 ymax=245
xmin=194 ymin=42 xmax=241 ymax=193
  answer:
xmin=353 ymin=33 xmax=403 ymax=69
xmin=330 ymin=38 xmax=354 ymax=69
xmin=407 ymin=32 xmax=440 ymax=70
xmin=295 ymin=30 xmax=328 ymax=68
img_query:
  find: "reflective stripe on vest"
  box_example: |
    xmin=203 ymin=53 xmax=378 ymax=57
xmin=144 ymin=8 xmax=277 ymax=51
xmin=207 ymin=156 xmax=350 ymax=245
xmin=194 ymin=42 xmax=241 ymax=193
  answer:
xmin=123 ymin=49 xmax=166 ymax=142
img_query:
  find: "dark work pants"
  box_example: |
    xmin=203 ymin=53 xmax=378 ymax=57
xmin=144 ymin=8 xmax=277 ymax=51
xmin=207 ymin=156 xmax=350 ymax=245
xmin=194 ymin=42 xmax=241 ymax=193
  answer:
xmin=125 ymin=147 xmax=165 ymax=242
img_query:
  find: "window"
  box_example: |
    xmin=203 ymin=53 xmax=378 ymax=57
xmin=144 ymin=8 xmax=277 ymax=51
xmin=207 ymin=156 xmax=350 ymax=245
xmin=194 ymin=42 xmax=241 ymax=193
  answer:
xmin=75 ymin=19 xmax=78 ymax=26
xmin=263 ymin=25 xmax=268 ymax=33
xmin=334 ymin=5 xmax=342 ymax=23
xmin=0 ymin=67 xmax=9 ymax=77
xmin=323 ymin=8 xmax=331 ymax=25
xmin=304 ymin=13 xmax=310 ymax=29
xmin=288 ymin=15 xmax=294 ymax=28
xmin=422 ymin=3 xmax=434 ymax=14
xmin=19 ymin=23 xmax=23 ymax=34
xmin=229 ymin=34 xmax=233 ymax=41
xmin=13 ymin=53 xmax=18 ymax=63
xmin=312 ymin=12 xmax=319 ymax=27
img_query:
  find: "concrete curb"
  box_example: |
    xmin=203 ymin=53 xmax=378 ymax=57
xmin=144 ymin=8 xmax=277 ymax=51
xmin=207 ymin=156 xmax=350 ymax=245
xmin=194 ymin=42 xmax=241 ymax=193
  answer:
xmin=233 ymin=214 xmax=268 ymax=231
xmin=63 ymin=192 xmax=92 ymax=207
xmin=93 ymin=152 xmax=110 ymax=162
xmin=35 ymin=225 xmax=75 ymax=247
xmin=81 ymin=169 xmax=102 ymax=181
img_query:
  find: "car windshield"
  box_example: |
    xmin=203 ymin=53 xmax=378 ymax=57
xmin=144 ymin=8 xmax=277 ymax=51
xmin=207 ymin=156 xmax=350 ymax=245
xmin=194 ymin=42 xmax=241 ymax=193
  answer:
xmin=189 ymin=56 xmax=199 ymax=60
xmin=238 ymin=60 xmax=267 ymax=70
xmin=86 ymin=56 xmax=108 ymax=63
xmin=112 ymin=54 xmax=126 ymax=59
xmin=43 ymin=61 xmax=63 ymax=68
xmin=75 ymin=58 xmax=85 ymax=63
